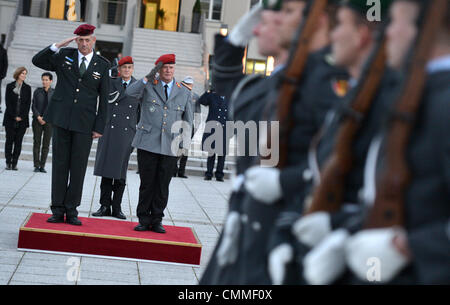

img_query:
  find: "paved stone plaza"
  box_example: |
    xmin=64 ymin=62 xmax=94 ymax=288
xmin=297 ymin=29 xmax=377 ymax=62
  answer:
xmin=0 ymin=158 xmax=230 ymax=285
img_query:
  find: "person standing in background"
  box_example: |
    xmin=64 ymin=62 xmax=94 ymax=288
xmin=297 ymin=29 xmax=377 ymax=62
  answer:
xmin=32 ymin=72 xmax=54 ymax=173
xmin=3 ymin=67 xmax=32 ymax=171
xmin=199 ymin=89 xmax=229 ymax=182
xmin=173 ymin=76 xmax=200 ymax=178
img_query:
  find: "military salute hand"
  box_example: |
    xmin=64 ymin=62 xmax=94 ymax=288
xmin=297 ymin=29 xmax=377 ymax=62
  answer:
xmin=55 ymin=36 xmax=78 ymax=49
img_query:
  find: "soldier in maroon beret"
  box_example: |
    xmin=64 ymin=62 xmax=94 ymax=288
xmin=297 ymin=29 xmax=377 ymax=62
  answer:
xmin=32 ymin=23 xmax=110 ymax=226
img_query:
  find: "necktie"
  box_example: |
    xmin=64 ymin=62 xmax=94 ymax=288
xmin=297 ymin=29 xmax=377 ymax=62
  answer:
xmin=123 ymin=82 xmax=127 ymax=90
xmin=164 ymin=84 xmax=169 ymax=101
xmin=79 ymin=57 xmax=87 ymax=76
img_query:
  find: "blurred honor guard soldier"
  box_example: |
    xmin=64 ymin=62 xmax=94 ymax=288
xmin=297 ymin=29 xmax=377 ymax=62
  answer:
xmin=173 ymin=76 xmax=200 ymax=178
xmin=32 ymin=24 xmax=110 ymax=226
xmin=126 ymin=54 xmax=193 ymax=233
xmin=199 ymin=90 xmax=229 ymax=182
xmin=32 ymin=72 xmax=54 ymax=173
xmin=93 ymin=56 xmax=137 ymax=220
xmin=0 ymin=41 xmax=8 ymax=113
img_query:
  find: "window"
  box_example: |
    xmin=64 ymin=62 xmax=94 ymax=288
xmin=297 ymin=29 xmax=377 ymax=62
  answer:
xmin=200 ymin=0 xmax=223 ymax=21
xmin=244 ymin=57 xmax=275 ymax=76
xmin=99 ymin=0 xmax=128 ymax=26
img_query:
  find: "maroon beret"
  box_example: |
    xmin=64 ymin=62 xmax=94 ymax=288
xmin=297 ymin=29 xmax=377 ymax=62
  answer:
xmin=118 ymin=56 xmax=134 ymax=66
xmin=74 ymin=24 xmax=96 ymax=36
xmin=155 ymin=54 xmax=176 ymax=66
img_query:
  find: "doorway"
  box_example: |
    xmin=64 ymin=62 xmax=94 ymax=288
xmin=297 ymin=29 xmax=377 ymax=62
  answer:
xmin=95 ymin=40 xmax=123 ymax=63
xmin=139 ymin=0 xmax=181 ymax=31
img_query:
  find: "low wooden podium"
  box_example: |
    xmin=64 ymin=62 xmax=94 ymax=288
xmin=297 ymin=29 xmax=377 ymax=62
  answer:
xmin=18 ymin=213 xmax=202 ymax=266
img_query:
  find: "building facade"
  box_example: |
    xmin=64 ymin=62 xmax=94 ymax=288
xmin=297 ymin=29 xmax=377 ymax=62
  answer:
xmin=0 ymin=0 xmax=273 ymax=91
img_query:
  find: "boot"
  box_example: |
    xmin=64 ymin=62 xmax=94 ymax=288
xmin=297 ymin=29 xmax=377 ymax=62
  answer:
xmin=92 ymin=205 xmax=112 ymax=217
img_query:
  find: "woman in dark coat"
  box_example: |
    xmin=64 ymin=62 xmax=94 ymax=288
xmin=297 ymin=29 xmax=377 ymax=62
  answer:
xmin=3 ymin=67 xmax=32 ymax=170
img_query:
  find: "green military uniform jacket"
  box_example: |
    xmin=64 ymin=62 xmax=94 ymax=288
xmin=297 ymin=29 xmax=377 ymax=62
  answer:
xmin=32 ymin=46 xmax=110 ymax=135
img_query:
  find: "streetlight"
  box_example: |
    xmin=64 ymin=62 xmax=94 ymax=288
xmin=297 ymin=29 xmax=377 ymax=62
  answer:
xmin=219 ymin=24 xmax=228 ymax=36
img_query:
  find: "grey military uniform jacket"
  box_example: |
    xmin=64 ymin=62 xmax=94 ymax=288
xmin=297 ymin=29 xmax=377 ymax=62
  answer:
xmin=126 ymin=77 xmax=193 ymax=157
xmin=94 ymin=76 xmax=138 ymax=180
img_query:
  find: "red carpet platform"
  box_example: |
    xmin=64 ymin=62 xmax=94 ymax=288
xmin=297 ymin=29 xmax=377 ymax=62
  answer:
xmin=17 ymin=213 xmax=202 ymax=266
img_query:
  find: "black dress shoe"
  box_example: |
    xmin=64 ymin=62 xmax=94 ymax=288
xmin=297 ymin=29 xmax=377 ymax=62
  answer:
xmin=66 ymin=217 xmax=82 ymax=226
xmin=11 ymin=164 xmax=18 ymax=171
xmin=47 ymin=215 xmax=65 ymax=223
xmin=112 ymin=210 xmax=126 ymax=220
xmin=5 ymin=164 xmax=11 ymax=170
xmin=178 ymin=173 xmax=188 ymax=178
xmin=204 ymin=176 xmax=212 ymax=181
xmin=92 ymin=205 xmax=111 ymax=217
xmin=34 ymin=167 xmax=40 ymax=173
xmin=134 ymin=224 xmax=150 ymax=231
xmin=216 ymin=177 xmax=224 ymax=182
xmin=150 ymin=223 xmax=166 ymax=234
xmin=39 ymin=167 xmax=47 ymax=173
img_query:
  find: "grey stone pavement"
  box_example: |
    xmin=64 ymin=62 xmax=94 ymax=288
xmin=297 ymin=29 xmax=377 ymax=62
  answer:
xmin=0 ymin=157 xmax=230 ymax=285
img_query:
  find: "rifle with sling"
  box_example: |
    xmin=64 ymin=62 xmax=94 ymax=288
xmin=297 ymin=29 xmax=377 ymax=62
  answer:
xmin=365 ymin=0 xmax=448 ymax=228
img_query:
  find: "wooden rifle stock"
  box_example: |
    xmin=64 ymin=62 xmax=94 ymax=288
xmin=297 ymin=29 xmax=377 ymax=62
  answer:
xmin=306 ymin=33 xmax=388 ymax=214
xmin=365 ymin=0 xmax=448 ymax=229
xmin=273 ymin=0 xmax=329 ymax=169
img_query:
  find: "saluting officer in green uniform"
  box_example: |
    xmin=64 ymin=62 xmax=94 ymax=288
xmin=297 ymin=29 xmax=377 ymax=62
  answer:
xmin=32 ymin=24 xmax=110 ymax=226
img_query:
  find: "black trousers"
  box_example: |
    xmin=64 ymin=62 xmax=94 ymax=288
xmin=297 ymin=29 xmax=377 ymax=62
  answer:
xmin=0 ymin=79 xmax=2 ymax=109
xmin=99 ymin=177 xmax=126 ymax=212
xmin=32 ymin=118 xmax=52 ymax=168
xmin=205 ymin=154 xmax=225 ymax=179
xmin=4 ymin=125 xmax=27 ymax=165
xmin=50 ymin=126 xmax=93 ymax=218
xmin=137 ymin=149 xmax=177 ymax=226
xmin=174 ymin=154 xmax=188 ymax=176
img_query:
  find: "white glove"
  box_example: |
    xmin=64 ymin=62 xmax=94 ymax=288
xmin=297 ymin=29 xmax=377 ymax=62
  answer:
xmin=216 ymin=211 xmax=241 ymax=267
xmin=303 ymin=229 xmax=350 ymax=285
xmin=345 ymin=227 xmax=410 ymax=283
xmin=292 ymin=212 xmax=331 ymax=248
xmin=268 ymin=243 xmax=294 ymax=285
xmin=231 ymin=174 xmax=245 ymax=193
xmin=244 ymin=167 xmax=282 ymax=204
xmin=228 ymin=3 xmax=263 ymax=47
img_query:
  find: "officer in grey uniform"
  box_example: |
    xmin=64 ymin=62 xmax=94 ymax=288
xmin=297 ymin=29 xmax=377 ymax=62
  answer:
xmin=93 ymin=56 xmax=138 ymax=220
xmin=126 ymin=54 xmax=193 ymax=233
